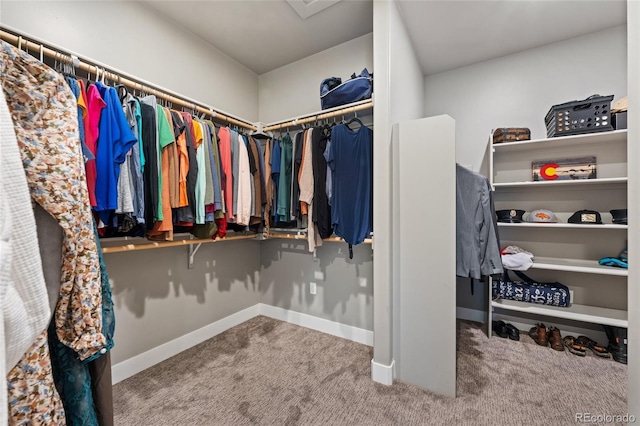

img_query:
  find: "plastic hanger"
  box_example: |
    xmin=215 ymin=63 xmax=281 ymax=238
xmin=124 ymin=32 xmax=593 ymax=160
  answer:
xmin=345 ymin=116 xmax=363 ymax=131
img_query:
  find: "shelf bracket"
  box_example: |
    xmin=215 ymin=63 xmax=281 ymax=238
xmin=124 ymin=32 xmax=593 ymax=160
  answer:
xmin=188 ymin=243 xmax=203 ymax=269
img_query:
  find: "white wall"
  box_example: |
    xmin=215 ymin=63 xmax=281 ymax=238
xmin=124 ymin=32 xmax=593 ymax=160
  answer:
xmin=0 ymin=0 xmax=259 ymax=121
xmin=424 ymin=25 xmax=627 ymax=174
xmin=424 ymin=25 xmax=628 ymax=315
xmin=626 ymin=0 xmax=639 ymax=417
xmin=372 ymin=0 xmax=426 ymax=373
xmin=258 ymin=33 xmax=373 ymax=123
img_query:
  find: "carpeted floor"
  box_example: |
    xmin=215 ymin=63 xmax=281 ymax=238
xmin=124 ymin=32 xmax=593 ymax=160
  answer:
xmin=113 ymin=316 xmax=627 ymax=425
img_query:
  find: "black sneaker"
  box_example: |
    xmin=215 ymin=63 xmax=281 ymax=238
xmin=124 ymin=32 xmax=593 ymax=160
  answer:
xmin=492 ymin=320 xmax=508 ymax=338
xmin=505 ymin=323 xmax=520 ymax=341
xmin=604 ymin=325 xmax=627 ymax=364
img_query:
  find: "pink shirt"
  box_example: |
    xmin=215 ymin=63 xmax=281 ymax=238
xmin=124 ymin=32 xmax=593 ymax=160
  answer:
xmin=217 ymin=126 xmax=234 ymax=221
xmin=84 ymin=83 xmax=106 ymax=207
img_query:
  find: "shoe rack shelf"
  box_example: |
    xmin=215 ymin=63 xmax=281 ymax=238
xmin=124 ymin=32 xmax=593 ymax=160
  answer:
xmin=491 ymin=299 xmax=628 ymax=328
xmin=488 ymin=129 xmax=628 ymax=333
xmin=498 ymin=222 xmax=628 ymax=230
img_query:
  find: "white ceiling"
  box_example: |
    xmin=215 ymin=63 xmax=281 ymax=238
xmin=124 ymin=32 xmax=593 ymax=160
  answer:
xmin=397 ymin=0 xmax=627 ymax=76
xmin=142 ymin=0 xmax=627 ymax=77
xmin=142 ymin=0 xmax=374 ymax=75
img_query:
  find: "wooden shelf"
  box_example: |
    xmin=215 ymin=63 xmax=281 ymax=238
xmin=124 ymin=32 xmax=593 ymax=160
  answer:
xmin=493 ymin=177 xmax=627 ymax=189
xmin=101 ymin=234 xmax=257 ymax=253
xmin=266 ymin=232 xmax=372 ymax=245
xmin=492 ymin=129 xmax=627 ymax=152
xmin=498 ymin=222 xmax=627 ymax=230
xmin=491 ymin=299 xmax=628 ymax=328
xmin=528 ymin=256 xmax=628 ymax=276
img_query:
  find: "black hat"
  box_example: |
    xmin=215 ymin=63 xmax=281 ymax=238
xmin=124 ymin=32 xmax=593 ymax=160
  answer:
xmin=568 ymin=209 xmax=602 ymax=224
xmin=610 ymin=209 xmax=627 ymax=225
xmin=496 ymin=209 xmax=525 ymax=223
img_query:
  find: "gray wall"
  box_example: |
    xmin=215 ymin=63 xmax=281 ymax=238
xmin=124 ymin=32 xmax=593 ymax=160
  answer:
xmin=0 ymin=1 xmax=264 ymax=366
xmin=0 ymin=0 xmax=260 ymax=121
xmin=259 ymin=240 xmax=373 ymax=330
xmin=258 ymin=33 xmax=373 ymax=124
xmin=257 ymin=33 xmax=375 ymax=332
xmin=424 ymin=25 xmax=628 ymax=314
xmin=105 ymin=241 xmax=261 ymax=365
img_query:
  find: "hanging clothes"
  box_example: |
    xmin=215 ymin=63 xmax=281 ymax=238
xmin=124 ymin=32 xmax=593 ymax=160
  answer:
xmin=1 ymin=38 xmax=105 ymax=360
xmin=326 ymin=122 xmax=374 ymax=250
xmin=2 ymin=39 xmax=112 ymax=424
xmin=271 ymin=138 xmax=281 ymax=222
xmin=312 ymin=126 xmax=333 ymax=239
xmin=455 ymin=163 xmax=503 ymax=279
xmin=194 ymin=120 xmax=208 ymax=225
xmin=94 ymin=81 xmax=138 ymax=224
xmin=0 ymin=87 xmax=56 ymax=426
xmin=291 ymin=131 xmax=304 ymax=223
xmin=276 ymin=133 xmax=293 ymax=223
xmin=176 ymin=112 xmax=198 ymax=226
xmin=298 ymin=128 xmax=322 ymax=252
xmin=84 ymin=81 xmax=107 ymax=208
xmin=217 ymin=126 xmax=234 ymax=222
xmin=123 ymin=92 xmax=145 ymax=224
xmin=262 ymin=138 xmax=273 ymax=228
xmin=203 ymin=120 xmax=223 ymax=213
xmin=140 ymin=98 xmax=160 ymax=228
xmin=147 ymin=106 xmax=176 ymax=240
xmin=235 ymin=134 xmax=252 ymax=226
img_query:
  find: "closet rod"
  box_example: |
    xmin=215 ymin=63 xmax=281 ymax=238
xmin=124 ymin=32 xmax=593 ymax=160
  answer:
xmin=0 ymin=28 xmax=257 ymax=131
xmin=262 ymin=100 xmax=373 ymax=132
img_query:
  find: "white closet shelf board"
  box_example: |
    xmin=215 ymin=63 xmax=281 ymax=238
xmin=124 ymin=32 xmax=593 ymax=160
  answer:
xmin=492 ymin=299 xmax=628 ymax=328
xmin=493 ymin=177 xmax=627 ymax=189
xmin=498 ymin=222 xmax=628 ymax=230
xmin=528 ymin=256 xmax=628 ymax=276
xmin=492 ymin=130 xmax=627 ymax=152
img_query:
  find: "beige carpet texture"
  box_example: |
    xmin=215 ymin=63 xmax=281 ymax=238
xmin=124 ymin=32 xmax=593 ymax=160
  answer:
xmin=113 ymin=316 xmax=627 ymax=425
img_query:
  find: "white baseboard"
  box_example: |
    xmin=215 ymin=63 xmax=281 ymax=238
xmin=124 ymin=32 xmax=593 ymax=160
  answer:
xmin=456 ymin=306 xmax=485 ymax=323
xmin=371 ymin=358 xmax=394 ymax=385
xmin=111 ymin=304 xmax=261 ymax=384
xmin=258 ymin=303 xmax=374 ymax=346
xmin=112 ymin=304 xmax=374 ymax=383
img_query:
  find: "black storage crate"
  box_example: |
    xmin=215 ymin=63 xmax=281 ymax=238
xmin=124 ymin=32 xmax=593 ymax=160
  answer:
xmin=545 ymin=95 xmax=614 ymax=138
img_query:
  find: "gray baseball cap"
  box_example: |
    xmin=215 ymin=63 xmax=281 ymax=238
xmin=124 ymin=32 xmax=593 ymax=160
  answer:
xmin=527 ymin=209 xmax=559 ymax=223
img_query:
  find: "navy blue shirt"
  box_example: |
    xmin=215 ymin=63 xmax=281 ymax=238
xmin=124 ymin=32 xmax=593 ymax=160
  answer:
xmin=326 ymin=123 xmax=373 ymax=245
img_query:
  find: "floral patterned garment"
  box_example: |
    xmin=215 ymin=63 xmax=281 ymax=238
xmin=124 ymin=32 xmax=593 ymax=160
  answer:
xmin=1 ymin=40 xmax=105 ymax=420
xmin=7 ymin=332 xmax=66 ymax=425
xmin=0 ymin=40 xmax=105 ymax=358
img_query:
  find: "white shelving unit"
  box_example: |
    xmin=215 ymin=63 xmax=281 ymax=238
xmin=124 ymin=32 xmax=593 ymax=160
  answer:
xmin=488 ymin=129 xmax=628 ymax=334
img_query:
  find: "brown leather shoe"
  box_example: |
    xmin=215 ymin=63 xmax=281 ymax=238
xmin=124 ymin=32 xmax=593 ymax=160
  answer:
xmin=548 ymin=327 xmax=565 ymax=351
xmin=528 ymin=323 xmax=548 ymax=346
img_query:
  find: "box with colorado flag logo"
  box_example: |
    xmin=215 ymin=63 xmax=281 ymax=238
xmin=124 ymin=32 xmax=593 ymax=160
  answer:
xmin=532 ymin=156 xmax=597 ymax=181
